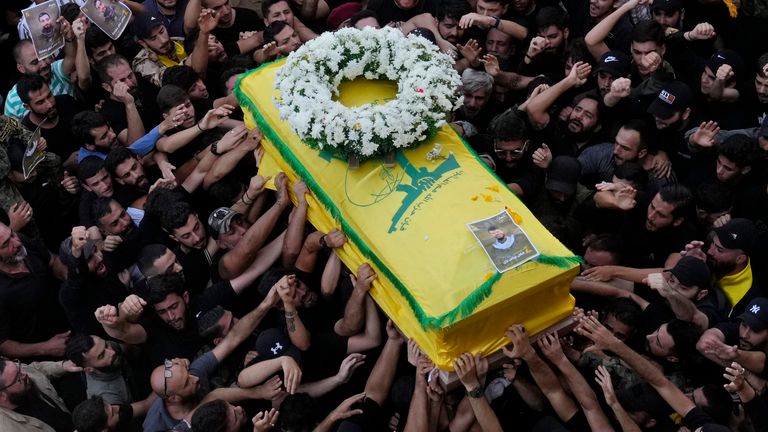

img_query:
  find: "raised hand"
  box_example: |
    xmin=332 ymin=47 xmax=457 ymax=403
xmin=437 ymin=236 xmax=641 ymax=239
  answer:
xmin=328 ymin=392 xmax=365 ymax=422
xmin=502 ymin=325 xmax=534 ymax=360
xmin=532 ymin=143 xmax=552 ymax=169
xmin=199 ymin=105 xmax=235 ymax=130
xmin=95 ymin=305 xmax=120 ymax=328
xmin=609 ymin=77 xmax=632 ymax=99
xmin=8 ymin=201 xmax=33 ymax=231
xmin=594 ymin=365 xmax=618 ymax=406
xmin=457 ymin=39 xmax=481 ymax=64
xmin=568 ymin=61 xmax=592 ymax=87
xmin=281 ymin=356 xmax=302 ymax=394
xmin=70 ymin=226 xmax=89 ymax=256
xmin=119 ymin=294 xmax=146 ymax=319
xmin=639 ymin=52 xmax=662 ymax=74
xmin=574 ymin=315 xmax=620 ymax=352
xmin=61 ymin=171 xmax=80 ymax=194
xmin=323 ymin=228 xmax=346 ymax=248
xmin=252 ymin=409 xmax=279 ymax=432
xmin=459 ymin=12 xmax=492 ymax=29
xmin=615 ymin=186 xmax=637 ymax=210
xmin=453 ymin=352 xmax=482 ymax=390
xmin=688 ymin=22 xmax=716 ymax=41
xmin=479 ymin=54 xmax=500 ymax=77
xmin=354 ymin=263 xmax=376 ymax=292
xmin=527 ymin=36 xmax=548 ymax=59
xmin=336 ymin=353 xmax=366 ymax=384
xmin=716 ymin=64 xmax=734 ymax=82
xmin=112 ymin=82 xmax=134 ymax=105
xmin=198 ymin=8 xmax=218 ymax=34
xmin=538 ymin=331 xmax=566 ymax=363
xmin=216 ymin=125 xmax=248 ymax=153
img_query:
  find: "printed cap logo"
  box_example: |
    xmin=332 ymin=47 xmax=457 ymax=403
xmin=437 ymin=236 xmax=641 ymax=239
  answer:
xmin=751 ymin=304 xmax=761 ymax=314
xmin=270 ymin=342 xmax=283 ymax=355
xmin=659 ymin=90 xmax=675 ymax=105
xmin=604 ymin=56 xmax=618 ymax=63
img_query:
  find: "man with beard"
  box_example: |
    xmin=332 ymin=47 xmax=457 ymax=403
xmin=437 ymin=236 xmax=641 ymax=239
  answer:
xmin=0 ymin=357 xmax=83 ymax=431
xmin=743 ymin=54 xmax=768 ymax=127
xmin=58 ymin=227 xmax=129 ymax=338
xmin=0 ymin=222 xmax=71 ymax=360
xmin=452 ymin=69 xmax=498 ymax=135
xmin=92 ymin=197 xmax=163 ymax=271
xmin=143 ymin=0 xmax=189 ymax=38
xmin=132 ymin=13 xmax=209 ymax=88
xmin=528 ymin=61 xmax=603 ymax=157
xmin=697 ymin=298 xmax=768 ymax=375
xmin=5 ymin=39 xmax=76 ymax=120
xmin=473 ymin=109 xmax=546 ymax=201
xmin=518 ymin=7 xmax=570 ymax=80
xmin=96 ymin=54 xmax=161 ymax=145
xmin=684 ymin=218 xmax=762 ymax=317
xmin=37 ymin=12 xmax=57 ymax=43
xmin=95 ymin=0 xmax=117 ymax=22
xmin=17 ymin=74 xmax=81 ymax=162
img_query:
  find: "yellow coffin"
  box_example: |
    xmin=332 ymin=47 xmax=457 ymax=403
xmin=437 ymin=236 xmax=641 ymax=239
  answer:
xmin=234 ymin=60 xmax=578 ymax=369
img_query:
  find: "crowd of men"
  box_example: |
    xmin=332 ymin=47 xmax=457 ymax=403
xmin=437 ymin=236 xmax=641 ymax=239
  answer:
xmin=0 ymin=0 xmax=766 ymax=430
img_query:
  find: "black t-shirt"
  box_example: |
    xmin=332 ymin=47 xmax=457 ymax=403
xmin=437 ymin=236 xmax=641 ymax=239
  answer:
xmin=141 ymin=281 xmax=236 ymax=366
xmin=366 ymin=0 xmax=438 ymax=26
xmin=0 ymin=236 xmax=67 ymax=345
xmin=17 ymin=173 xmax=79 ymax=251
xmin=100 ymin=79 xmax=161 ymax=136
xmin=619 ymin=204 xmax=698 ymax=268
xmin=212 ymin=8 xmax=265 ymax=56
xmin=469 ymin=134 xmax=544 ymax=201
xmin=174 ymin=245 xmax=213 ymax=296
xmin=21 ymin=95 xmax=81 ymax=160
xmin=15 ymin=388 xmax=73 ymax=432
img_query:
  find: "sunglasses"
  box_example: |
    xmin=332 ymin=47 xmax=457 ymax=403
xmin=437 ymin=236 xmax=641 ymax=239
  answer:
xmin=0 ymin=358 xmax=21 ymax=392
xmin=163 ymin=359 xmax=173 ymax=397
xmin=493 ymin=141 xmax=528 ymax=158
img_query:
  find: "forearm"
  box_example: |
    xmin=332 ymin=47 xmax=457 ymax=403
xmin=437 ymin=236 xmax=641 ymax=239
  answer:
xmin=336 ymin=289 xmax=367 ymax=337
xmin=281 ymin=202 xmax=308 ymax=269
xmin=603 ymin=92 xmax=625 ymax=107
xmin=75 ymin=39 xmax=91 ymax=90
xmin=294 ymin=231 xmax=324 ymax=273
xmin=0 ymin=340 xmax=53 ymax=358
xmin=236 ymin=35 xmax=264 ymax=55
xmin=184 ymin=0 xmax=202 ymax=34
xmin=297 ymin=375 xmax=342 ymax=398
xmin=284 ymin=309 xmax=310 ymax=350
xmin=608 ymin=401 xmax=642 ymax=432
xmin=156 ymin=127 xmax=202 ymax=153
xmin=512 ymin=375 xmax=547 ymax=411
xmin=585 ymin=2 xmax=633 ymax=58
xmin=128 ymin=126 xmax=161 ymax=157
xmin=131 ymin=392 xmax=157 ymax=418
xmin=190 ymin=31 xmax=210 ymax=77
xmin=300 ymin=0 xmax=319 ymax=20
xmin=498 ymin=19 xmax=528 ymax=40
xmin=237 ymin=357 xmax=283 ymax=387
xmin=611 ymin=266 xmax=661 ymax=283
xmin=523 ymin=353 xmax=578 ymax=421
xmin=552 ymin=358 xmax=611 ymax=430
xmin=364 ymin=338 xmax=403 ymax=404
xmin=229 ymin=233 xmax=284 ymax=294
xmin=527 ymin=78 xmax=573 ymax=129
xmin=202 ymin=145 xmax=250 ymax=189
xmin=665 ymin=293 xmax=709 ymax=330
xmin=570 ymin=278 xmax=649 ymax=311
xmin=403 ymin=384 xmax=430 ymax=432
xmin=495 ymin=70 xmax=535 ymax=90
xmin=62 ymin=40 xmax=77 ymax=75
xmin=320 ymin=253 xmax=341 ymax=297
xmin=181 ymin=147 xmax=217 ymax=192
xmin=736 ymin=350 xmax=766 ymax=374
xmin=221 ymin=200 xmax=288 ymax=279
xmin=468 ymin=396 xmax=504 ymax=432
xmin=124 ymin=102 xmax=145 ymax=145
xmin=293 ymin=18 xmax=318 ymax=41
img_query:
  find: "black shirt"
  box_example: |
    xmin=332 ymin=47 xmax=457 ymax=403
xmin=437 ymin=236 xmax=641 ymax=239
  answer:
xmin=20 ymin=95 xmax=82 ymax=160
xmin=365 ymin=0 xmax=438 ymax=26
xmin=100 ymin=79 xmax=161 ymax=136
xmin=619 ymin=203 xmax=698 ymax=268
xmin=212 ymin=8 xmax=265 ymax=57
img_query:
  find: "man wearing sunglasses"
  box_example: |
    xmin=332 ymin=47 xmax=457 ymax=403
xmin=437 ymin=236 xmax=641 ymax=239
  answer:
xmin=0 ymin=357 xmax=82 ymax=431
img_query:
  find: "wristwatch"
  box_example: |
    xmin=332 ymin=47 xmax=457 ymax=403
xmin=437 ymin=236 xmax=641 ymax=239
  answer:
xmin=319 ymin=234 xmax=329 ymax=249
xmin=211 ymin=141 xmax=222 ymax=156
xmin=492 ymin=16 xmax=501 ymax=28
xmin=466 ymin=385 xmax=483 ymax=398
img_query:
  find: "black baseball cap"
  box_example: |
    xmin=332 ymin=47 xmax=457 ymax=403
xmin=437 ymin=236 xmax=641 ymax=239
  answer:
xmin=713 ymin=218 xmax=757 ymax=254
xmin=251 ymin=328 xmax=301 ymax=363
xmin=739 ymin=298 xmax=768 ymax=331
xmin=133 ymin=13 xmax=165 ymax=40
xmin=667 ymin=256 xmax=711 ymax=289
xmin=706 ymin=50 xmax=744 ymax=81
xmin=647 ymin=81 xmax=692 ymax=120
xmin=596 ymin=50 xmax=630 ymax=77
xmin=545 ymin=156 xmax=581 ymax=197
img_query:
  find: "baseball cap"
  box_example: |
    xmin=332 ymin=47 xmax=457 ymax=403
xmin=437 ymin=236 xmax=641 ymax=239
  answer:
xmin=133 ymin=13 xmax=165 ymax=40
xmin=207 ymin=207 xmax=239 ymax=235
xmin=59 ymin=236 xmax=98 ymax=269
xmin=647 ymin=81 xmax=692 ymax=120
xmin=251 ymin=328 xmax=301 ymax=363
xmin=739 ymin=298 xmax=768 ymax=331
xmin=545 ymin=156 xmax=581 ymax=197
xmin=595 ymin=50 xmax=630 ymax=77
xmin=706 ymin=50 xmax=744 ymax=81
xmin=651 ymin=0 xmax=683 ymax=11
xmin=326 ymin=2 xmax=363 ymax=30
xmin=667 ymin=256 xmax=711 ymax=289
xmin=713 ymin=218 xmax=757 ymax=254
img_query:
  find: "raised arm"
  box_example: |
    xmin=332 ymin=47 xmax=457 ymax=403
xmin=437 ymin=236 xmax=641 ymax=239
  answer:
xmin=282 ymin=180 xmax=309 ymax=268
xmin=334 ymin=263 xmax=375 ymax=337
xmin=212 ymin=283 xmax=281 ymax=361
xmin=453 ymin=352 xmax=503 ymax=432
xmin=94 ymin=304 xmax=147 ymax=345
xmin=584 ymin=0 xmax=643 ymax=59
xmin=527 ymin=61 xmax=591 ymax=130
xmin=184 ymin=0 xmax=203 ymax=35
xmin=278 ymin=275 xmax=311 ymax=351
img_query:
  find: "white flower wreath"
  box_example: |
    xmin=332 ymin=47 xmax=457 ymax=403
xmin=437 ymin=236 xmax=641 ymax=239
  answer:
xmin=274 ymin=26 xmax=463 ymax=161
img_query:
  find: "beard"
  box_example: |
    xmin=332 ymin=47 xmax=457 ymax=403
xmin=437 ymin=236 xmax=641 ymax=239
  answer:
xmin=707 ymin=256 xmax=736 ymax=277
xmin=1 ymin=246 xmax=27 ymax=264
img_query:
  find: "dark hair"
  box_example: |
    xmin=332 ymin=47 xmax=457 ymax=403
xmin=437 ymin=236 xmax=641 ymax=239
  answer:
xmin=350 ymin=9 xmax=380 ymax=27
xmin=602 ymin=297 xmax=642 ymax=329
xmin=72 ymin=111 xmax=108 ymax=146
xmin=584 ymin=233 xmax=622 ymax=262
xmin=147 ymin=272 xmax=187 ymax=304
xmin=159 ymin=201 xmax=194 ymax=233
xmin=620 ymin=118 xmax=649 ymax=151
xmin=718 ymin=135 xmax=760 ymax=168
xmin=95 ymin=54 xmax=129 ymax=83
xmin=17 ymin=74 xmax=47 ymax=105
xmin=61 ymin=3 xmax=81 ymax=22
xmin=572 ymin=92 xmax=602 ymax=120
xmin=84 ymin=26 xmax=111 ymax=58
xmin=65 ymin=334 xmax=95 ymax=367
xmin=104 ymin=147 xmax=136 ymax=178
xmin=72 ymin=397 xmax=108 ymax=432
xmin=699 ymin=384 xmax=733 ymax=425
xmin=262 ymin=0 xmax=290 ymax=17
xmin=632 ymin=20 xmax=665 ymax=46
xmin=191 ymin=400 xmax=229 ymax=432
xmin=613 ymin=161 xmax=648 ymax=190
xmin=137 ymin=244 xmax=170 ymax=277
xmin=409 ymin=27 xmax=436 ymax=45
xmin=13 ymin=40 xmax=34 ymax=64
xmin=263 ymin=20 xmax=291 ymax=45
xmin=666 ymin=318 xmax=703 ymax=362
xmin=564 ymin=38 xmax=594 ymax=66
xmin=436 ymin=0 xmax=471 ymax=21
xmin=37 ymin=12 xmax=51 ymax=21
xmin=489 ymin=109 xmax=527 ymax=141
xmin=91 ymin=197 xmax=117 ymax=225
xmin=197 ymin=306 xmax=226 ymax=340
xmin=145 ymin=187 xmax=188 ymax=220
xmin=162 ymin=65 xmax=199 ymax=91
xmin=758 ymin=52 xmax=768 ymax=78
xmin=536 ymin=6 xmax=569 ymax=31
xmin=156 ymin=84 xmax=190 ymax=114
xmin=280 ymin=393 xmax=318 ymax=432
xmin=77 ymin=156 xmax=107 ymax=182
xmin=695 ymin=181 xmax=733 ymax=213
xmin=208 ymin=176 xmax=245 ymax=208
xmin=658 ymin=184 xmax=693 ymax=219
xmin=219 ymin=67 xmax=246 ymax=95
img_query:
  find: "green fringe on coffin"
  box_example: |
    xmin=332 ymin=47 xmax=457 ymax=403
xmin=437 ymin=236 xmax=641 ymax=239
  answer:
xmin=234 ymin=63 xmax=581 ymax=330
